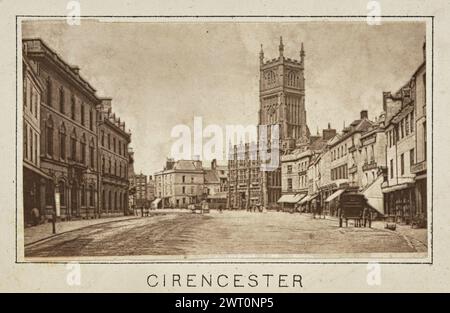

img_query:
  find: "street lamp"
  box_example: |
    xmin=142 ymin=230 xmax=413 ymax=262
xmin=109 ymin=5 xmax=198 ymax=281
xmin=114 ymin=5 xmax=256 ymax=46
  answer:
xmin=50 ymin=172 xmax=59 ymax=235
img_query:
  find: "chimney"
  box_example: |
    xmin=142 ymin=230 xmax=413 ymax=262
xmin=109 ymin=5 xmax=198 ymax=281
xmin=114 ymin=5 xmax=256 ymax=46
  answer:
xmin=165 ymin=158 xmax=175 ymax=170
xmin=382 ymin=92 xmax=392 ymax=112
xmin=322 ymin=123 xmax=337 ymax=140
xmin=211 ymin=159 xmax=217 ymax=170
xmin=360 ymin=110 xmax=368 ymax=120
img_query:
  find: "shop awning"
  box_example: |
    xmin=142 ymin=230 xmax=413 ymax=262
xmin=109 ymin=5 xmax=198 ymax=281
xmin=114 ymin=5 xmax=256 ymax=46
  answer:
xmin=277 ymin=194 xmax=306 ymax=204
xmin=298 ymin=193 xmax=318 ymax=205
xmin=325 ymin=189 xmax=345 ymax=202
xmin=381 ymin=183 xmax=414 ymax=193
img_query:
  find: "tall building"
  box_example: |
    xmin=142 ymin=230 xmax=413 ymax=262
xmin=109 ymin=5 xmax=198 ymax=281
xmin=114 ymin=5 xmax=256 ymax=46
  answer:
xmin=383 ymin=44 xmax=426 ymax=225
xmin=259 ymin=37 xmax=310 ymax=208
xmin=22 ymin=38 xmax=133 ymax=221
xmin=134 ymin=173 xmax=147 ymax=209
xmin=97 ymin=98 xmax=131 ymax=216
xmin=258 ymin=36 xmax=309 ymax=151
xmin=22 ymin=56 xmax=48 ymax=225
xmin=23 ymin=39 xmax=100 ymax=220
xmin=228 ymin=37 xmax=310 ymax=210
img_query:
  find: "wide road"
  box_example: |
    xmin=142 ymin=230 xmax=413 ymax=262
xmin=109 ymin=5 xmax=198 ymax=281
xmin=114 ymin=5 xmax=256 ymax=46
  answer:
xmin=25 ymin=211 xmax=421 ymax=258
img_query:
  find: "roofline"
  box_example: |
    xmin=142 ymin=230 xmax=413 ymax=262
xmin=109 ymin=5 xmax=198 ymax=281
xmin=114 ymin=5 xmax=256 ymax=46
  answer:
xmin=22 ymin=38 xmax=99 ymax=101
xmin=23 ymin=57 xmax=44 ymax=91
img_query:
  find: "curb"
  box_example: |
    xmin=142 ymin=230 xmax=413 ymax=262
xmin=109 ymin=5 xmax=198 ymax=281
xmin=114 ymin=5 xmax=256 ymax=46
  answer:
xmin=25 ymin=216 xmax=141 ymax=248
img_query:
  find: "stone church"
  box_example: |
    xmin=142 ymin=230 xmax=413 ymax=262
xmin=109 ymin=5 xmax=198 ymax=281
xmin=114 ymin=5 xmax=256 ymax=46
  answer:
xmin=228 ymin=37 xmax=310 ymax=209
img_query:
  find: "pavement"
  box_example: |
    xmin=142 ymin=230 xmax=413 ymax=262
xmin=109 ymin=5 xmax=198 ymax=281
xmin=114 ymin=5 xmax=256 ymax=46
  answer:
xmin=371 ymin=221 xmax=428 ymax=253
xmin=24 ymin=210 xmax=429 ymax=258
xmin=24 ymin=215 xmax=139 ymax=246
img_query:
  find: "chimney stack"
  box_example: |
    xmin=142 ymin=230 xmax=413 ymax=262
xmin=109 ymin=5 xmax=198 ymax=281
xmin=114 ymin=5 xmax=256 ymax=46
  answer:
xmin=360 ymin=110 xmax=368 ymax=120
xmin=322 ymin=123 xmax=337 ymax=140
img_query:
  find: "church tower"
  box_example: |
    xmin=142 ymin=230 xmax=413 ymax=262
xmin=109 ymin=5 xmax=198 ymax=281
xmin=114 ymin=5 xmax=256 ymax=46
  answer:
xmin=258 ymin=37 xmax=310 ymax=207
xmin=258 ymin=36 xmax=309 ymax=150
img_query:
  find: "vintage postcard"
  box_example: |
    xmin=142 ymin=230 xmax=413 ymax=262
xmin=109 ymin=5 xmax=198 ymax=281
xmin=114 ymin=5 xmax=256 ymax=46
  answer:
xmin=1 ymin=0 xmax=450 ymax=293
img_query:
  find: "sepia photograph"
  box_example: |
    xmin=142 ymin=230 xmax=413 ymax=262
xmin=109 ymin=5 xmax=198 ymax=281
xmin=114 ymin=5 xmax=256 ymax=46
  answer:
xmin=19 ymin=17 xmax=430 ymax=262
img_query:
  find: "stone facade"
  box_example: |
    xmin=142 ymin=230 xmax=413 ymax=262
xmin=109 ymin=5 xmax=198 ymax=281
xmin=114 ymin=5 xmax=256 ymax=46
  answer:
xmin=227 ymin=143 xmax=261 ymax=209
xmin=23 ymin=39 xmax=100 ymax=219
xmin=98 ymin=98 xmax=131 ymax=216
xmin=134 ymin=173 xmax=148 ymax=209
xmin=22 ymin=56 xmax=48 ymax=225
xmin=22 ymin=38 xmax=132 ymax=221
xmin=383 ymin=85 xmax=419 ymax=223
xmin=155 ymin=159 xmax=205 ymax=208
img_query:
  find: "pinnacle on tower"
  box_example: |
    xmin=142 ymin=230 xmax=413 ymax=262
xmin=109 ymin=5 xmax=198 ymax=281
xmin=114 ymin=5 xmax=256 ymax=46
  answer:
xmin=259 ymin=44 xmax=264 ymax=64
xmin=300 ymin=42 xmax=305 ymax=65
xmin=279 ymin=36 xmax=284 ymax=58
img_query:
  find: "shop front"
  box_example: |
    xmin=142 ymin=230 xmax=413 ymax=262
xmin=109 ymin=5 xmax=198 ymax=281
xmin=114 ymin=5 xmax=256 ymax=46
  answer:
xmin=277 ymin=194 xmax=306 ymax=212
xmin=298 ymin=194 xmax=318 ymax=213
xmin=23 ymin=163 xmax=52 ymax=227
xmin=382 ymin=183 xmax=416 ymax=224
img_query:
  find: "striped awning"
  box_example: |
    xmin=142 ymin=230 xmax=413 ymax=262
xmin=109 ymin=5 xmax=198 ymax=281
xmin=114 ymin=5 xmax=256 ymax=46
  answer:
xmin=277 ymin=194 xmax=306 ymax=204
xmin=299 ymin=193 xmax=318 ymax=205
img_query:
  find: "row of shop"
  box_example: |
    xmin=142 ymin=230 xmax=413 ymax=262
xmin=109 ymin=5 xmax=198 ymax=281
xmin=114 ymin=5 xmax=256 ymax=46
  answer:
xmin=277 ymin=188 xmax=347 ymax=215
xmin=278 ymin=174 xmax=427 ymax=225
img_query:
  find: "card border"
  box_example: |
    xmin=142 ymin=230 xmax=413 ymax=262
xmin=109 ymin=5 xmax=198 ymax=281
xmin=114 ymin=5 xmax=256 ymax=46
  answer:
xmin=15 ymin=15 xmax=434 ymax=265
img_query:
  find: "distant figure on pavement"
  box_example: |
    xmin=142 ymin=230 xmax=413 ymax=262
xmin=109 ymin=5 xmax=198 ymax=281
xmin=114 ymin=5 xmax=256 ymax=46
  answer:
xmin=31 ymin=207 xmax=40 ymax=226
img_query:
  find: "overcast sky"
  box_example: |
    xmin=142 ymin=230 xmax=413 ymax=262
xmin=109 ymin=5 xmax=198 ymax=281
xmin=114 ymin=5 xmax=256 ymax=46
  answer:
xmin=22 ymin=19 xmax=426 ymax=175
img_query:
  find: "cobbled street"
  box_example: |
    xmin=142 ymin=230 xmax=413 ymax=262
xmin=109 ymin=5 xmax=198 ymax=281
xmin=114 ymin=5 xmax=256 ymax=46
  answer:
xmin=24 ymin=211 xmax=425 ymax=258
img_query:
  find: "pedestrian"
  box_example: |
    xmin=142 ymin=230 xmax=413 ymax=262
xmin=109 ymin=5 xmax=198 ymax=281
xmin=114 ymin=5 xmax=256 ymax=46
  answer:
xmin=31 ymin=207 xmax=40 ymax=226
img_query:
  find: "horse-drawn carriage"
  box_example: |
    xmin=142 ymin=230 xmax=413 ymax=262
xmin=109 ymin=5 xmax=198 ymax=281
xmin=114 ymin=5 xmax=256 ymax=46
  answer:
xmin=337 ymin=192 xmax=371 ymax=228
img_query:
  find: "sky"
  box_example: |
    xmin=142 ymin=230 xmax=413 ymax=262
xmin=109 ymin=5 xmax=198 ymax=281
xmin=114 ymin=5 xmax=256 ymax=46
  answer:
xmin=22 ymin=19 xmax=426 ymax=175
